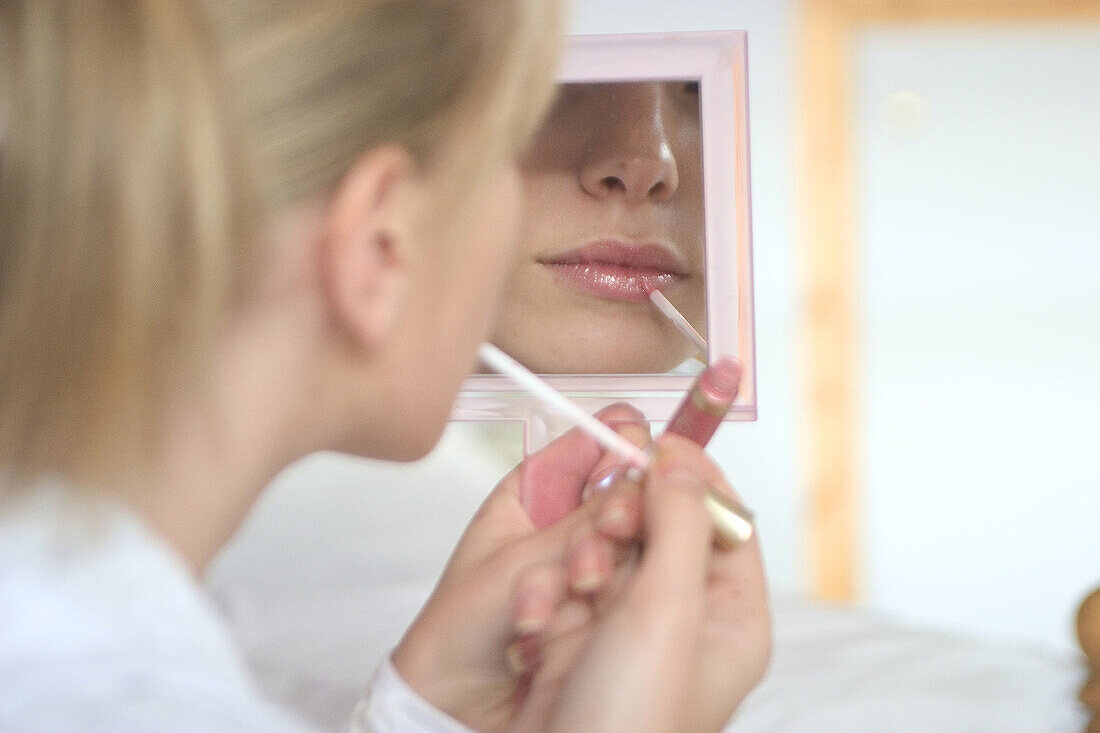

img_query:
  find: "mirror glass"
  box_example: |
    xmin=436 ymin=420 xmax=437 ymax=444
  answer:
xmin=489 ymin=80 xmax=707 ymax=375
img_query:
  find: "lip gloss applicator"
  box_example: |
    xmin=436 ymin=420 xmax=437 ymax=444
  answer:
xmin=645 ymin=285 xmax=708 ymax=355
xmin=477 ymin=343 xmax=753 ymax=547
xmin=477 ymin=343 xmax=651 ymax=473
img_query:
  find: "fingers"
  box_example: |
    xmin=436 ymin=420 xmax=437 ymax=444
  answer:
xmin=509 ymin=523 xmax=622 ymax=640
xmin=593 ymin=482 xmax=643 ymax=541
xmin=507 ymin=432 xmax=749 ymax=635
xmin=634 ymin=442 xmax=717 ymax=596
xmin=509 ymin=521 xmax=622 ymax=638
xmin=568 ymin=532 xmax=614 ymax=595
xmin=508 ymin=518 xmax=628 ymax=670
xmin=506 ymin=496 xmax=640 ymax=667
xmin=520 ymin=403 xmax=648 ymax=528
xmin=512 ymin=562 xmax=570 ymax=638
xmin=507 ymin=564 xmax=597 ymax=677
xmin=581 ymin=413 xmax=652 ymax=501
xmin=578 ymin=413 xmax=649 ymax=547
xmin=455 ymin=403 xmax=648 ymax=567
xmin=505 ymin=600 xmax=595 ymax=732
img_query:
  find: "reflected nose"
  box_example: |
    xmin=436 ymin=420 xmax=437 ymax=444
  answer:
xmin=579 ymin=87 xmax=679 ymax=203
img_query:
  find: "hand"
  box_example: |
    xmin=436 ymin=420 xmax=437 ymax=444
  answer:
xmin=511 ymin=435 xmax=771 ymax=733
xmin=391 ymin=404 xmax=652 ymax=731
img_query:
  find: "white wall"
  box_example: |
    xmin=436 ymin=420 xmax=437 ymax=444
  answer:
xmin=856 ymin=23 xmax=1100 ymax=652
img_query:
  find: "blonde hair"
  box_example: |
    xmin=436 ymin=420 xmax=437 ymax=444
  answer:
xmin=204 ymin=1 xmax=561 ymax=211
xmin=0 ymin=0 xmax=561 ymax=483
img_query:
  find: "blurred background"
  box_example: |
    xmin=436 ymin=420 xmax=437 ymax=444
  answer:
xmin=562 ymin=0 xmax=1100 ymax=653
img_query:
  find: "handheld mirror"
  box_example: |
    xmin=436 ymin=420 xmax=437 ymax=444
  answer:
xmin=455 ymin=31 xmax=756 ymax=426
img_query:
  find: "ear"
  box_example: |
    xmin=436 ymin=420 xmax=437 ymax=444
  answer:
xmin=319 ymin=146 xmax=417 ymax=352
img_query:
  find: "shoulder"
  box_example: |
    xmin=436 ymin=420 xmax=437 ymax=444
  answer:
xmin=0 ymin=480 xmax=314 ymax=733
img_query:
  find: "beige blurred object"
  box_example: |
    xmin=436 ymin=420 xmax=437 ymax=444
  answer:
xmin=704 ymin=485 xmax=755 ymax=549
xmin=1079 ymin=587 xmax=1100 ymax=732
xmin=797 ymin=0 xmax=1100 ymax=604
xmin=880 ymin=89 xmax=931 ymax=139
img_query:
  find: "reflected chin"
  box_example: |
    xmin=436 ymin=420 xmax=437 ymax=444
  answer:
xmin=491 ymin=260 xmax=706 ymax=374
xmin=491 ymin=318 xmax=698 ymax=374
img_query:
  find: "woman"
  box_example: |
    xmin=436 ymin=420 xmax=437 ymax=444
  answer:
xmin=492 ymin=81 xmax=707 ymax=374
xmin=0 ymin=2 xmax=769 ymax=732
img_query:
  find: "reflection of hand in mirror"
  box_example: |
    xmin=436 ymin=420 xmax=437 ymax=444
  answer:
xmin=491 ymin=81 xmax=706 ymax=374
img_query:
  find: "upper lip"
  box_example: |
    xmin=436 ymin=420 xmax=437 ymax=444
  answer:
xmin=538 ymin=240 xmax=689 ymax=275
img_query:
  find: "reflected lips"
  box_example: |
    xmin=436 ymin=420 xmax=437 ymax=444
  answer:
xmin=539 ymin=241 xmax=688 ymax=302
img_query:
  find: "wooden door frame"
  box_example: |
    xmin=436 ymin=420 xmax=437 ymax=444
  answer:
xmin=798 ymin=0 xmax=1100 ymax=601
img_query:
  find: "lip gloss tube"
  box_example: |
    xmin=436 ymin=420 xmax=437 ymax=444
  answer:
xmin=665 ymin=355 xmax=741 ymax=446
xmin=661 ymin=356 xmax=755 ymax=547
xmin=586 ymin=356 xmax=754 ymax=547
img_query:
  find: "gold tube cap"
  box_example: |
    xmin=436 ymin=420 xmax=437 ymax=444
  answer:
xmin=704 ymin=486 xmax=755 ymax=548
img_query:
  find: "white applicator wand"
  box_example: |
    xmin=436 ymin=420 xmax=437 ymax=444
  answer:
xmin=477 ymin=343 xmax=650 ymax=473
xmin=477 ymin=342 xmax=754 ymax=547
xmin=645 ymin=287 xmax=708 ymax=355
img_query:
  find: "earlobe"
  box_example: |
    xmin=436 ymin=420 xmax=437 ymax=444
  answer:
xmin=319 ymin=146 xmax=416 ymax=352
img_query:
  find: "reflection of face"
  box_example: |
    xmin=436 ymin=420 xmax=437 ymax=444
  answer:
xmin=491 ymin=81 xmax=705 ymax=374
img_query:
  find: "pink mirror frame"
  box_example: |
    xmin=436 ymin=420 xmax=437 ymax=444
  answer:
xmin=453 ymin=31 xmax=756 ymax=423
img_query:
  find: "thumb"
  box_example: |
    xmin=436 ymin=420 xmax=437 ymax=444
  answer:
xmin=455 ymin=403 xmax=647 ymax=560
xmin=508 ymin=403 xmax=648 ymax=529
xmin=635 ymin=442 xmax=715 ymax=597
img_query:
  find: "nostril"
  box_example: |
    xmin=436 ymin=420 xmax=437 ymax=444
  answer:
xmin=601 ymin=176 xmax=625 ymax=193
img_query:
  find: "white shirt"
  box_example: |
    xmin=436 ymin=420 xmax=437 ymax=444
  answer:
xmin=0 ymin=480 xmax=473 ymax=733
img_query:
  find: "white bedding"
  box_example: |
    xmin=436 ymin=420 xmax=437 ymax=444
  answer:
xmin=206 ymin=430 xmax=1087 ymax=732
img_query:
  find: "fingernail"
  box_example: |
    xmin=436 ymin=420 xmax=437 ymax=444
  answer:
xmin=515 ymin=613 xmax=545 ymax=636
xmin=506 ymin=641 xmax=528 ymax=675
xmin=513 ymin=591 xmax=548 ymax=636
xmin=582 ymin=464 xmax=628 ymax=500
xmin=597 ymin=501 xmax=628 ymax=533
xmin=572 ymin=571 xmax=603 ymax=594
xmin=571 ymin=539 xmax=607 ymax=594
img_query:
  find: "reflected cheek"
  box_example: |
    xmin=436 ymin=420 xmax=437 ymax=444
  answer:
xmin=489 ymin=168 xmax=524 ymax=300
xmin=676 ymin=194 xmax=706 ymax=270
xmin=501 ymin=167 xmax=524 ymax=263
xmin=471 ymin=166 xmax=525 ymax=338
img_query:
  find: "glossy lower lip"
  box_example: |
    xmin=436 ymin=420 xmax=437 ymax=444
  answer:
xmin=540 ymin=264 xmax=682 ymax=301
xmin=539 ymin=241 xmax=688 ymax=302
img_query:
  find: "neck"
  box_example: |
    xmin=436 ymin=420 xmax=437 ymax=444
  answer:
xmin=126 ymin=410 xmax=291 ymax=574
xmin=119 ymin=314 xmax=323 ymax=574
xmin=97 ymin=203 xmax=347 ymax=574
